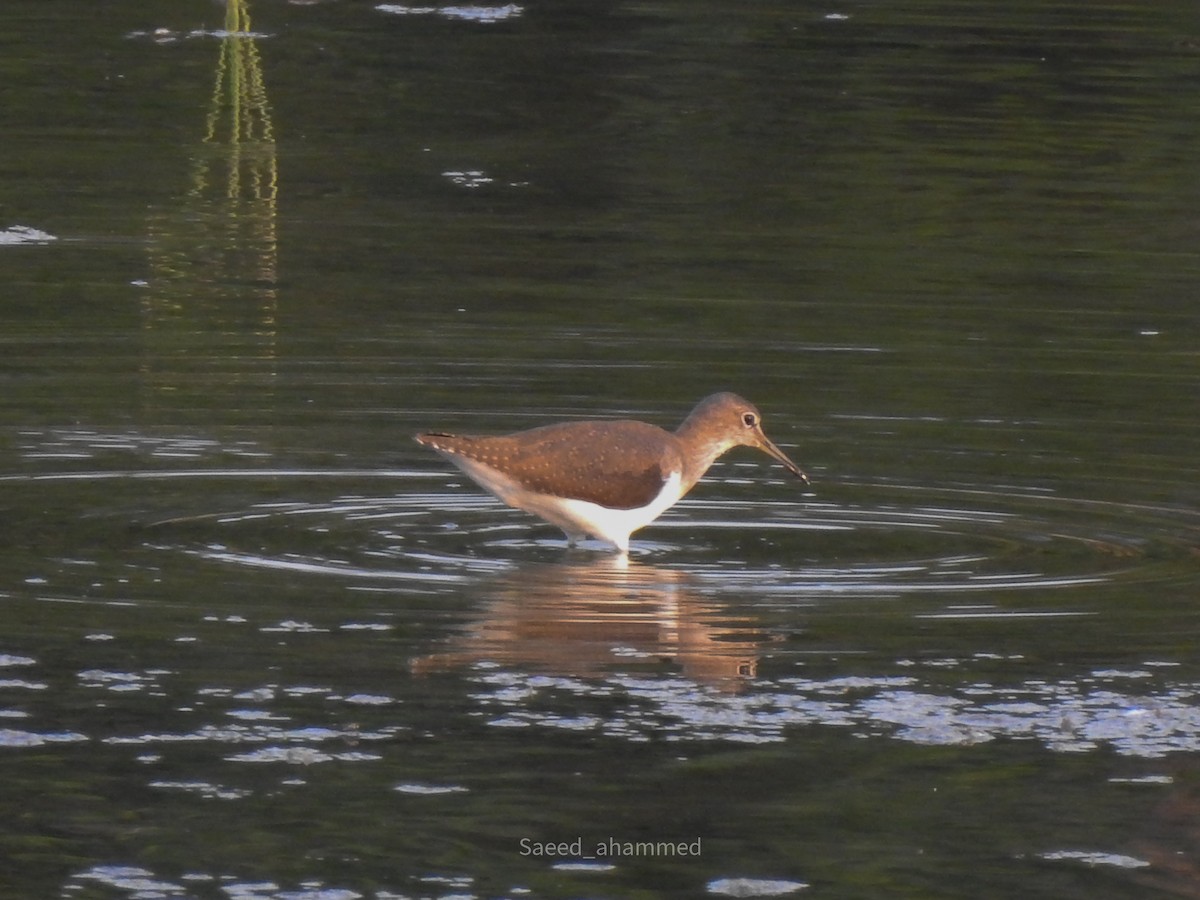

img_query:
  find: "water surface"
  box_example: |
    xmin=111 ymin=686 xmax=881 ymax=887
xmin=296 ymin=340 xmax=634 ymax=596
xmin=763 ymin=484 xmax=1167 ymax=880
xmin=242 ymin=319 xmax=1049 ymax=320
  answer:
xmin=2 ymin=1 xmax=1199 ymax=898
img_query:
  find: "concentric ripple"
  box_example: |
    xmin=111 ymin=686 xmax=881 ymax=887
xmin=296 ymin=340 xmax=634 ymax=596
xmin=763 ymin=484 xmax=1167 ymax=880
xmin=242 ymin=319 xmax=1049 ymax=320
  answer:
xmin=129 ymin=470 xmax=1199 ymax=603
xmin=3 ymin=428 xmax=1194 ymax=604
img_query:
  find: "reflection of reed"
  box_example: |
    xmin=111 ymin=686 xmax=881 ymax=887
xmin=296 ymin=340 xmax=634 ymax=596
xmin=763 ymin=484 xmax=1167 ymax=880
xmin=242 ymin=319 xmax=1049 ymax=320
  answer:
xmin=411 ymin=560 xmax=768 ymax=691
xmin=142 ymin=0 xmax=278 ymax=411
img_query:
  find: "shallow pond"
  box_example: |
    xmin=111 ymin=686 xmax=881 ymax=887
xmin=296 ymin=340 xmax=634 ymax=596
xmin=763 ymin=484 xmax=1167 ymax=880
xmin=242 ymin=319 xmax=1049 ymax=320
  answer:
xmin=2 ymin=1 xmax=1199 ymax=898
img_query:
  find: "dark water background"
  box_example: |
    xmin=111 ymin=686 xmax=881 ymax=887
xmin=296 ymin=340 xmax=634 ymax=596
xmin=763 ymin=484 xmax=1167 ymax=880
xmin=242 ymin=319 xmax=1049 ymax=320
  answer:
xmin=2 ymin=1 xmax=1199 ymax=898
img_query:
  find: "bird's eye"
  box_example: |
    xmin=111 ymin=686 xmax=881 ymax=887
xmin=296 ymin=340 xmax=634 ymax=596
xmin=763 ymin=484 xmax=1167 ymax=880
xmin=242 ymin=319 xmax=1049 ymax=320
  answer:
xmin=742 ymin=412 xmax=757 ymax=428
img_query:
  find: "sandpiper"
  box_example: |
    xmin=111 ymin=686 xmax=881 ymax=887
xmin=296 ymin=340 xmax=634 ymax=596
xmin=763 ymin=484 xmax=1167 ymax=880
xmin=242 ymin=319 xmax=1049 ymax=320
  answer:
xmin=416 ymin=392 xmax=808 ymax=552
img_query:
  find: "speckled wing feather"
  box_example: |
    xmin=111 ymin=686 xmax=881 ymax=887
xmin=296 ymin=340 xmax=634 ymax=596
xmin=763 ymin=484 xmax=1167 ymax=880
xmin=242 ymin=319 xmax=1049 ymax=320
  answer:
xmin=417 ymin=420 xmax=680 ymax=510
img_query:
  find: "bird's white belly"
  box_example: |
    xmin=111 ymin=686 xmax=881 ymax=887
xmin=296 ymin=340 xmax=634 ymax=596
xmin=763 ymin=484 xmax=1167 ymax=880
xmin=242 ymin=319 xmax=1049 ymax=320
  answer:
xmin=441 ymin=454 xmax=683 ymax=552
xmin=532 ymin=471 xmax=684 ymax=550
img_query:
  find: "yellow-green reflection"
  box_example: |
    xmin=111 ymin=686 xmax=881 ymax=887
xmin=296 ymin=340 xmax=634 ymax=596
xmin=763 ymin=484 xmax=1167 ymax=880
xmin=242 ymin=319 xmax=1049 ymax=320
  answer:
xmin=142 ymin=0 xmax=278 ymax=412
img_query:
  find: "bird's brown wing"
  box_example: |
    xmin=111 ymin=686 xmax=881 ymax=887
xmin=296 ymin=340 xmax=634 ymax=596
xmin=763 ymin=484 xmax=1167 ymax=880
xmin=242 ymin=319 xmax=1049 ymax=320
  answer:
xmin=416 ymin=420 xmax=680 ymax=510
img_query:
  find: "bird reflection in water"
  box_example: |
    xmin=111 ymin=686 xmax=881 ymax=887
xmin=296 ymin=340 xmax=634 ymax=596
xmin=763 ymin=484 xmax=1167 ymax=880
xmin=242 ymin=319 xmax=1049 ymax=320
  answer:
xmin=411 ymin=559 xmax=773 ymax=692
